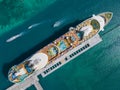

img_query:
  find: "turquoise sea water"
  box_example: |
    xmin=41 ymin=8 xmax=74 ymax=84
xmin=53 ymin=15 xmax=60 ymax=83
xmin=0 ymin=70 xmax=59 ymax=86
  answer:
xmin=1 ymin=0 xmax=120 ymax=90
xmin=0 ymin=0 xmax=56 ymax=36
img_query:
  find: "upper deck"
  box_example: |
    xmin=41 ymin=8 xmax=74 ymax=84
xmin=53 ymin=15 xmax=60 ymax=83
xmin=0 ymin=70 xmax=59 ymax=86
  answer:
xmin=38 ymin=12 xmax=113 ymax=64
xmin=8 ymin=12 xmax=113 ymax=83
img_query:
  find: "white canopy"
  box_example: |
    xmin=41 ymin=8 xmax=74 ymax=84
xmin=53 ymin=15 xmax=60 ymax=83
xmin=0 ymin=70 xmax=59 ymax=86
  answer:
xmin=29 ymin=53 xmax=48 ymax=70
xmin=80 ymin=25 xmax=93 ymax=36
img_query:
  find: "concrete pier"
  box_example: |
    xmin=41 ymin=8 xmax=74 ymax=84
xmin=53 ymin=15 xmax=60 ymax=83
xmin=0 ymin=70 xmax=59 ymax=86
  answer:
xmin=7 ymin=34 xmax=102 ymax=90
xmin=34 ymin=80 xmax=43 ymax=90
xmin=7 ymin=76 xmax=43 ymax=90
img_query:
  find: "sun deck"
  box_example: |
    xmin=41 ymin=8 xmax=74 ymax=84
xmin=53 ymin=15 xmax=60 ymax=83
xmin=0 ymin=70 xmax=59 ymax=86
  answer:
xmin=38 ymin=18 xmax=100 ymax=65
xmin=39 ymin=30 xmax=80 ymax=62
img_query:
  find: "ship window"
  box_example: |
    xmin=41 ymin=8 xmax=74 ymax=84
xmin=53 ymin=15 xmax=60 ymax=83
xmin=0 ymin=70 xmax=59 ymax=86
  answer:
xmin=76 ymin=51 xmax=79 ymax=53
xmin=83 ymin=47 xmax=85 ymax=49
xmin=56 ymin=63 xmax=58 ymax=66
xmin=83 ymin=46 xmax=86 ymax=49
xmin=59 ymin=62 xmax=61 ymax=65
xmin=52 ymin=66 xmax=55 ymax=68
xmin=87 ymin=44 xmax=90 ymax=47
xmin=54 ymin=64 xmax=57 ymax=67
xmin=69 ymin=55 xmax=72 ymax=58
xmin=85 ymin=45 xmax=88 ymax=48
xmin=50 ymin=67 xmax=53 ymax=70
xmin=58 ymin=62 xmax=60 ymax=64
xmin=81 ymin=48 xmax=83 ymax=51
xmin=46 ymin=70 xmax=48 ymax=73
xmin=44 ymin=71 xmax=46 ymax=74
xmin=78 ymin=50 xmax=80 ymax=52
xmin=47 ymin=69 xmax=50 ymax=71
xmin=57 ymin=63 xmax=59 ymax=66
xmin=74 ymin=52 xmax=77 ymax=55
xmin=72 ymin=54 xmax=74 ymax=56
xmin=76 ymin=51 xmax=78 ymax=54
xmin=65 ymin=57 xmax=68 ymax=61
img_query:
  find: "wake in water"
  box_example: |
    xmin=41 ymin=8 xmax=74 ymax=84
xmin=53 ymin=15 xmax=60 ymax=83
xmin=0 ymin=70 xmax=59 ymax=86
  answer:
xmin=28 ymin=19 xmax=51 ymax=30
xmin=6 ymin=17 xmax=71 ymax=43
xmin=28 ymin=23 xmax=42 ymax=29
xmin=53 ymin=20 xmax=62 ymax=28
xmin=53 ymin=18 xmax=70 ymax=28
xmin=6 ymin=32 xmax=26 ymax=43
xmin=6 ymin=19 xmax=52 ymax=43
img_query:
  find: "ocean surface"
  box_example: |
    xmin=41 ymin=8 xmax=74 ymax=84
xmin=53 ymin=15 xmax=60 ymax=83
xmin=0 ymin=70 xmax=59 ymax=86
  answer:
xmin=0 ymin=0 xmax=120 ymax=90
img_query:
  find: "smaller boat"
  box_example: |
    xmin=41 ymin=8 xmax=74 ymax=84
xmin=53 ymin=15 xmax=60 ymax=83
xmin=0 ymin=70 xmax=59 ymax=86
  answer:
xmin=28 ymin=23 xmax=41 ymax=29
xmin=53 ymin=19 xmax=65 ymax=28
xmin=53 ymin=21 xmax=61 ymax=27
xmin=6 ymin=33 xmax=23 ymax=42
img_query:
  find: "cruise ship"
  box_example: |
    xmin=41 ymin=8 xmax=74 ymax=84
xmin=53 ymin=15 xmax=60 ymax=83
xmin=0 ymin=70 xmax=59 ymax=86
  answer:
xmin=8 ymin=12 xmax=113 ymax=83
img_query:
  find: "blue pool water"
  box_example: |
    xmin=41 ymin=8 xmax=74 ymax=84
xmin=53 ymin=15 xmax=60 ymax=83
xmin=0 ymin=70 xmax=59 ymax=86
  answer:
xmin=58 ymin=41 xmax=67 ymax=51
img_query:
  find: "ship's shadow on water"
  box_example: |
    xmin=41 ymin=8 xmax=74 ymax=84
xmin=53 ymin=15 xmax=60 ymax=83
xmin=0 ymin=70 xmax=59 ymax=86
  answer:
xmin=2 ymin=18 xmax=86 ymax=78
